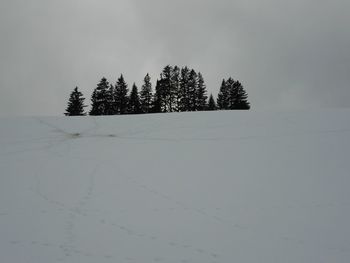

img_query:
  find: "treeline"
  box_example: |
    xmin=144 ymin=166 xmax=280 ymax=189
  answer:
xmin=65 ymin=65 xmax=250 ymax=116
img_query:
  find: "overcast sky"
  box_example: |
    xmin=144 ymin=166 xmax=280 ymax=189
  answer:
xmin=0 ymin=0 xmax=349 ymax=116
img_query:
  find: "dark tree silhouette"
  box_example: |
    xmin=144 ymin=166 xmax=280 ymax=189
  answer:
xmin=160 ymin=65 xmax=171 ymax=112
xmin=196 ymin=72 xmax=208 ymax=111
xmin=90 ymin=77 xmax=110 ymax=115
xmin=171 ymin=66 xmax=180 ymax=112
xmin=217 ymin=78 xmax=250 ymax=110
xmin=227 ymin=77 xmax=237 ymax=110
xmin=65 ymin=87 xmax=87 ymax=116
xmin=128 ymin=83 xmax=141 ymax=114
xmin=188 ymin=69 xmax=198 ymax=111
xmin=115 ymin=74 xmax=129 ymax=114
xmin=233 ymin=81 xmax=250 ymax=109
xmin=217 ymin=79 xmax=229 ymax=110
xmin=178 ymin=66 xmax=190 ymax=112
xmin=152 ymin=79 xmax=163 ymax=113
xmin=207 ymin=94 xmax=217 ymax=111
xmin=159 ymin=65 xmax=178 ymax=112
xmin=105 ymin=83 xmax=117 ymax=115
xmin=140 ymin=73 xmax=153 ymax=113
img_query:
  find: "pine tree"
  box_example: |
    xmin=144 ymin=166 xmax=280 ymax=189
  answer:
xmin=207 ymin=94 xmax=217 ymax=111
xmin=196 ymin=72 xmax=208 ymax=111
xmin=217 ymin=77 xmax=250 ymax=110
xmin=217 ymin=79 xmax=229 ymax=110
xmin=171 ymin=66 xmax=180 ymax=112
xmin=160 ymin=65 xmax=171 ymax=112
xmin=128 ymin=83 xmax=141 ymax=114
xmin=90 ymin=77 xmax=110 ymax=115
xmin=232 ymin=81 xmax=250 ymax=110
xmin=65 ymin=87 xmax=87 ymax=116
xmin=178 ymin=67 xmax=190 ymax=112
xmin=158 ymin=78 xmax=168 ymax=112
xmin=226 ymin=77 xmax=237 ymax=109
xmin=188 ymin=69 xmax=198 ymax=111
xmin=159 ymin=65 xmax=178 ymax=112
xmin=105 ymin=83 xmax=116 ymax=115
xmin=89 ymin=89 xmax=99 ymax=115
xmin=115 ymin=74 xmax=129 ymax=114
xmin=151 ymin=79 xmax=163 ymax=113
xmin=140 ymin=73 xmax=153 ymax=113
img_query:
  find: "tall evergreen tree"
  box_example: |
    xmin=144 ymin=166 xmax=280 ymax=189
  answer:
xmin=151 ymin=79 xmax=163 ymax=113
xmin=178 ymin=67 xmax=190 ymax=112
xmin=188 ymin=69 xmax=198 ymax=111
xmin=159 ymin=65 xmax=178 ymax=112
xmin=196 ymin=72 xmax=208 ymax=111
xmin=217 ymin=78 xmax=250 ymax=110
xmin=105 ymin=83 xmax=117 ymax=115
xmin=140 ymin=73 xmax=153 ymax=113
xmin=171 ymin=65 xmax=180 ymax=112
xmin=226 ymin=77 xmax=237 ymax=109
xmin=65 ymin=87 xmax=87 ymax=116
xmin=232 ymin=81 xmax=250 ymax=109
xmin=90 ymin=89 xmax=99 ymax=115
xmin=128 ymin=83 xmax=141 ymax=114
xmin=158 ymin=78 xmax=169 ymax=112
xmin=115 ymin=74 xmax=129 ymax=114
xmin=207 ymin=94 xmax=217 ymax=111
xmin=217 ymin=79 xmax=229 ymax=110
xmin=90 ymin=77 xmax=110 ymax=115
xmin=160 ymin=65 xmax=171 ymax=112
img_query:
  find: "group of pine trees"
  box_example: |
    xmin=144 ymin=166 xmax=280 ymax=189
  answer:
xmin=65 ymin=65 xmax=250 ymax=116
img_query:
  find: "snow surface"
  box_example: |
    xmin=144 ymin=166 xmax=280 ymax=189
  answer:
xmin=1 ymin=110 xmax=350 ymax=263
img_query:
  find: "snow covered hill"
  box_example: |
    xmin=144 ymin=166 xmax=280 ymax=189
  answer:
xmin=1 ymin=110 xmax=350 ymax=263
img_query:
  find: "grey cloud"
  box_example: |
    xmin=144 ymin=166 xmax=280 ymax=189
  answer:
xmin=0 ymin=0 xmax=349 ymax=115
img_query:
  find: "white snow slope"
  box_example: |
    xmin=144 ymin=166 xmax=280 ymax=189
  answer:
xmin=1 ymin=110 xmax=350 ymax=263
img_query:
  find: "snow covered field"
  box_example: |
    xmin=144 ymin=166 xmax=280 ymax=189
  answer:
xmin=1 ymin=110 xmax=350 ymax=263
